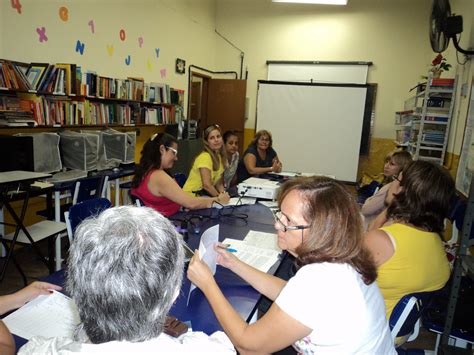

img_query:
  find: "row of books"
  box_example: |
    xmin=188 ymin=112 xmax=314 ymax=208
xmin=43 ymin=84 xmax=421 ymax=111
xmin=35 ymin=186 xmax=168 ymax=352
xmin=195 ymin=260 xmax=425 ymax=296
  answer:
xmin=14 ymin=93 xmax=177 ymax=126
xmin=0 ymin=59 xmax=182 ymax=105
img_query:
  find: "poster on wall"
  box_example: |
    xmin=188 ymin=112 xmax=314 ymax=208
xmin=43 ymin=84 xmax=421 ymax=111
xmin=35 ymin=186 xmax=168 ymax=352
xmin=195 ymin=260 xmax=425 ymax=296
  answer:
xmin=455 ymin=81 xmax=474 ymax=197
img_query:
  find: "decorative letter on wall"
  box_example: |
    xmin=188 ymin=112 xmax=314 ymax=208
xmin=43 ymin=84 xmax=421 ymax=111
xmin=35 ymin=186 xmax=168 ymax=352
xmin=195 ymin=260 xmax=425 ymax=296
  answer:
xmin=36 ymin=27 xmax=48 ymax=42
xmin=106 ymin=45 xmax=114 ymax=56
xmin=138 ymin=37 xmax=144 ymax=48
xmin=11 ymin=0 xmax=22 ymax=14
xmin=147 ymin=59 xmax=152 ymax=71
xmin=155 ymin=48 xmax=160 ymax=58
xmin=125 ymin=55 xmax=131 ymax=65
xmin=76 ymin=40 xmax=85 ymax=55
xmin=59 ymin=6 xmax=69 ymax=21
xmin=88 ymin=20 xmax=95 ymax=34
xmin=119 ymin=29 xmax=126 ymax=41
xmin=160 ymin=68 xmax=167 ymax=78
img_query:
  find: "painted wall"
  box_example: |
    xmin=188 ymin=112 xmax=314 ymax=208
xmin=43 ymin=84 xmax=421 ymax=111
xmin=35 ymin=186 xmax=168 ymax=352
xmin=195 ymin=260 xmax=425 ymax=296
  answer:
xmin=0 ymin=0 xmax=219 ymax=112
xmin=214 ymin=0 xmax=473 ymax=157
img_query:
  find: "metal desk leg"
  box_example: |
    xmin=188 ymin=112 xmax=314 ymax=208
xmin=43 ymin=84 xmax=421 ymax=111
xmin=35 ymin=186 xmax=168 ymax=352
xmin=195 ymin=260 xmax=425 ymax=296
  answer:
xmin=115 ymin=178 xmax=120 ymax=206
xmin=52 ymin=191 xmax=62 ymax=271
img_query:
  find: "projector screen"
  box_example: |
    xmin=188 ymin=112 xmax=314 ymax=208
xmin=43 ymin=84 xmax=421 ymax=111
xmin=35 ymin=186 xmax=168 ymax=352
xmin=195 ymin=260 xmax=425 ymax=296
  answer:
xmin=256 ymin=81 xmax=368 ymax=182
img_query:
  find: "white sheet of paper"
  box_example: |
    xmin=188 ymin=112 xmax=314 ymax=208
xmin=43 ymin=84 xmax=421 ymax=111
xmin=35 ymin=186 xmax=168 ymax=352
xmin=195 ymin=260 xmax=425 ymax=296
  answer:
xmin=3 ymin=291 xmax=80 ymax=340
xmin=188 ymin=225 xmax=220 ymax=304
xmin=228 ymin=197 xmax=257 ymax=206
xmin=221 ymin=238 xmax=281 ymax=273
xmin=258 ymin=200 xmax=278 ymax=208
xmin=243 ymin=230 xmax=281 ymax=252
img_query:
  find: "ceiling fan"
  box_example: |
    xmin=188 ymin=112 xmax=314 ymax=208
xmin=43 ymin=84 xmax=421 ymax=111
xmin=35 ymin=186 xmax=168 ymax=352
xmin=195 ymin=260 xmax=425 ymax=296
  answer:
xmin=429 ymin=0 xmax=474 ymax=55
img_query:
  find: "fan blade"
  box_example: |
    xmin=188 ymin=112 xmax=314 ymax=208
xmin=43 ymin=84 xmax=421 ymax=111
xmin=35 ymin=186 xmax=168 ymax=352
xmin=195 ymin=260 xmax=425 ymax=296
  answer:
xmin=429 ymin=0 xmax=451 ymax=53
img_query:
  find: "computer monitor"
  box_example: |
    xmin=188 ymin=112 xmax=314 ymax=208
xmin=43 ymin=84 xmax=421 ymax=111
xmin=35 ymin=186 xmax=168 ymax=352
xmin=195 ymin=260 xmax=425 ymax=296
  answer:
xmin=14 ymin=133 xmax=62 ymax=173
xmin=59 ymin=131 xmax=99 ymax=172
xmin=0 ymin=135 xmax=34 ymax=172
xmin=102 ymin=129 xmax=136 ymax=164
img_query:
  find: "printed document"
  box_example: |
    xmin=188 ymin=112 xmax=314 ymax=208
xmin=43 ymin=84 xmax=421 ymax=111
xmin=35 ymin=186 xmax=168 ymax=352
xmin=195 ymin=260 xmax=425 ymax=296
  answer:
xmin=3 ymin=291 xmax=80 ymax=340
xmin=222 ymin=237 xmax=281 ymax=273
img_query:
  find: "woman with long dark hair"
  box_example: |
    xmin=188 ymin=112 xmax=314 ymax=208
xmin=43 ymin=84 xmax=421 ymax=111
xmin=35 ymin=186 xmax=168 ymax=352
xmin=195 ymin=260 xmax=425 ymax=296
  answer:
xmin=131 ymin=133 xmax=227 ymax=217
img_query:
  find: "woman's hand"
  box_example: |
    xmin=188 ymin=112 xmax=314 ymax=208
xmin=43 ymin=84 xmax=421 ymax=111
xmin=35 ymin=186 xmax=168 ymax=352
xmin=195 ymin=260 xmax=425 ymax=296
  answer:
xmin=187 ymin=250 xmax=217 ymax=292
xmin=217 ymin=192 xmax=230 ymax=205
xmin=272 ymin=158 xmax=282 ymax=173
xmin=214 ymin=243 xmax=239 ymax=270
xmin=11 ymin=281 xmax=62 ymax=310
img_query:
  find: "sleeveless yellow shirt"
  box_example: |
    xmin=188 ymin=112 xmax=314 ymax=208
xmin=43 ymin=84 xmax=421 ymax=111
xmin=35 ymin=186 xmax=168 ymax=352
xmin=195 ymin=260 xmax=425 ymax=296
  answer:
xmin=378 ymin=223 xmax=450 ymax=318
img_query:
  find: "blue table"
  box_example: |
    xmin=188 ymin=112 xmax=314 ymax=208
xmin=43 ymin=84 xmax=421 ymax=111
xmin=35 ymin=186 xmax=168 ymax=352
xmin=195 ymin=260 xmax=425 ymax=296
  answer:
xmin=12 ymin=203 xmax=281 ymax=350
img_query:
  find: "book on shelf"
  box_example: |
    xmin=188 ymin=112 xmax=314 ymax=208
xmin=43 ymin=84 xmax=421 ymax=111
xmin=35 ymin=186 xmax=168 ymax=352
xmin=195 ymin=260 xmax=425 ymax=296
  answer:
xmin=429 ymin=78 xmax=455 ymax=87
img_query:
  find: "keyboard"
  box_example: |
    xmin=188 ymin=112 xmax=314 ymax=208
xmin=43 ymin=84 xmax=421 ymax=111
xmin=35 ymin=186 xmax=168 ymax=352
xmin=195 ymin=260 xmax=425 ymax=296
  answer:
xmin=46 ymin=170 xmax=88 ymax=183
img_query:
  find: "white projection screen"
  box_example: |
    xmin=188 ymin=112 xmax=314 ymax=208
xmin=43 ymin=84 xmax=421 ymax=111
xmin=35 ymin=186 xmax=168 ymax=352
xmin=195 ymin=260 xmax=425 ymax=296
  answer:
xmin=256 ymin=81 xmax=368 ymax=182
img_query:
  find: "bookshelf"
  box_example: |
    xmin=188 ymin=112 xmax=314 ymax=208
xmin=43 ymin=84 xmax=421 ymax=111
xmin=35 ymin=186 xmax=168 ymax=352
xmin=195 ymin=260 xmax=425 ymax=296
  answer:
xmin=394 ymin=74 xmax=457 ymax=164
xmin=0 ymin=59 xmax=184 ymax=128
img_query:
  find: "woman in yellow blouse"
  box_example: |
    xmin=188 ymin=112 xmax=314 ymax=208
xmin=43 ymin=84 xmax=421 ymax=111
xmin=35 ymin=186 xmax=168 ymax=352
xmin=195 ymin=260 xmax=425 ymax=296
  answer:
xmin=183 ymin=124 xmax=230 ymax=202
xmin=365 ymin=161 xmax=453 ymax=318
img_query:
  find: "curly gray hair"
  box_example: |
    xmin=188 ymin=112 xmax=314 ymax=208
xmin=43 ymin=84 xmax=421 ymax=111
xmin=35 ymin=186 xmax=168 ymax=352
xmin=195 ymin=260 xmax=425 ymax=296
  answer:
xmin=67 ymin=206 xmax=185 ymax=343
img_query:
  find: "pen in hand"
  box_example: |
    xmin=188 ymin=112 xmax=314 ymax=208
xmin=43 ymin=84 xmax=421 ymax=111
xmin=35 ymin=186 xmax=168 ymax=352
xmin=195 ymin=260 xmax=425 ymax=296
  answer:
xmin=217 ymin=244 xmax=237 ymax=253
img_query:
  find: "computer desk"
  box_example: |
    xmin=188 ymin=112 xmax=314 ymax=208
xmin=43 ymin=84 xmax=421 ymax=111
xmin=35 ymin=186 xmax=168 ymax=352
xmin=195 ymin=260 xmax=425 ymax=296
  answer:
xmin=0 ymin=171 xmax=55 ymax=284
xmin=11 ymin=203 xmax=282 ymax=350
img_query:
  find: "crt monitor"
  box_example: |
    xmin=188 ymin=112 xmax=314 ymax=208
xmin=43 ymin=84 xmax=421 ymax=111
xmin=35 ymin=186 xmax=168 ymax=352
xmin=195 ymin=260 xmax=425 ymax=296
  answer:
xmin=0 ymin=135 xmax=34 ymax=172
xmin=15 ymin=133 xmax=62 ymax=173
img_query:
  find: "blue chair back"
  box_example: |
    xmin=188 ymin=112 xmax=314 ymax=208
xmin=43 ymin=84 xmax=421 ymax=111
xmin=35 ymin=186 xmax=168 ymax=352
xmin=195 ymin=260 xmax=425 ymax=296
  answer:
xmin=74 ymin=176 xmax=105 ymax=204
xmin=174 ymin=173 xmax=187 ymax=188
xmin=65 ymin=198 xmax=112 ymax=240
xmin=389 ymin=292 xmax=434 ymax=344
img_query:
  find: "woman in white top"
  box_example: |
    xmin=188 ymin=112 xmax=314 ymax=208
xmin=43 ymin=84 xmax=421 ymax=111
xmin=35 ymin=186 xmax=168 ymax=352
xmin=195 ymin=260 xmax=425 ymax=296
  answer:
xmin=188 ymin=176 xmax=395 ymax=354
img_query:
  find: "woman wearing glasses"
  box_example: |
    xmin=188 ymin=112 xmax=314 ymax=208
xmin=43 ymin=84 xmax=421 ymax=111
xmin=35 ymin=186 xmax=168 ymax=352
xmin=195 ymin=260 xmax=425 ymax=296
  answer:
xmin=183 ymin=124 xmax=230 ymax=201
xmin=131 ymin=133 xmax=226 ymax=217
xmin=187 ymin=176 xmax=395 ymax=354
xmin=236 ymin=130 xmax=282 ymax=183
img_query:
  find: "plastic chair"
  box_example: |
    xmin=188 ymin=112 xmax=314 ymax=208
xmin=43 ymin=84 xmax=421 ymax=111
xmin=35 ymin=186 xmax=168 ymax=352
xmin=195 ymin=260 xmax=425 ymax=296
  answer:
xmin=37 ymin=175 xmax=107 ymax=222
xmin=129 ymin=192 xmax=144 ymax=207
xmin=64 ymin=198 xmax=112 ymax=242
xmin=174 ymin=173 xmax=187 ymax=188
xmin=389 ymin=292 xmax=435 ymax=351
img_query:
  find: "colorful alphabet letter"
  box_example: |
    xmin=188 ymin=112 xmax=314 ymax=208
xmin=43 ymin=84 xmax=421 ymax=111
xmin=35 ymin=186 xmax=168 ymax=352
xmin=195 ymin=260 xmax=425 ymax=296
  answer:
xmin=76 ymin=40 xmax=85 ymax=55
xmin=125 ymin=55 xmax=131 ymax=65
xmin=106 ymin=45 xmax=114 ymax=56
xmin=88 ymin=20 xmax=95 ymax=34
xmin=119 ymin=29 xmax=126 ymax=41
xmin=11 ymin=0 xmax=22 ymax=14
xmin=155 ymin=48 xmax=160 ymax=58
xmin=36 ymin=27 xmax=48 ymax=42
xmin=138 ymin=37 xmax=144 ymax=48
xmin=59 ymin=6 xmax=69 ymax=21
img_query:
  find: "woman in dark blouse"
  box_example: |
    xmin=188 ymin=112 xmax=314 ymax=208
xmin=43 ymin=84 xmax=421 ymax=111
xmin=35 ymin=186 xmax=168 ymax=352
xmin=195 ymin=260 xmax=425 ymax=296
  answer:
xmin=236 ymin=130 xmax=282 ymax=182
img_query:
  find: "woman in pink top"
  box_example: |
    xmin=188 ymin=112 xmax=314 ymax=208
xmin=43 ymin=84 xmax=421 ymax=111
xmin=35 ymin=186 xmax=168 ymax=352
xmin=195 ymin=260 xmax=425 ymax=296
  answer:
xmin=131 ymin=133 xmax=229 ymax=217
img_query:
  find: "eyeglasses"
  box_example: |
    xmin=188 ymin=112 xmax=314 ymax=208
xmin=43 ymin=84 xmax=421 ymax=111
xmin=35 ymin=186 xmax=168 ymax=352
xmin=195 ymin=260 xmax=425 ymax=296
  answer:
xmin=272 ymin=209 xmax=310 ymax=233
xmin=166 ymin=146 xmax=178 ymax=156
xmin=393 ymin=174 xmax=401 ymax=183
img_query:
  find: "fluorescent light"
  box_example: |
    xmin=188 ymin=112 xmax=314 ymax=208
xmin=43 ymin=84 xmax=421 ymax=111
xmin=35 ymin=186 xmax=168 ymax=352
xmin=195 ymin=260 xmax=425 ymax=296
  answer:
xmin=272 ymin=0 xmax=348 ymax=4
